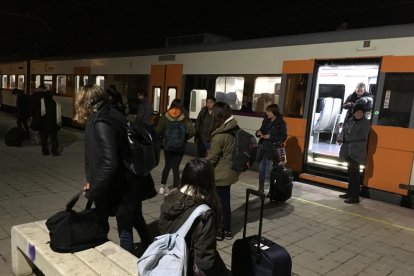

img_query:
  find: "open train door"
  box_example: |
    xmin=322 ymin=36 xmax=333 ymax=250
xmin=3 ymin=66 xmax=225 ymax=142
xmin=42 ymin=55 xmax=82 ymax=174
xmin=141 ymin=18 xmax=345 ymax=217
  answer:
xmin=300 ymin=58 xmax=380 ymax=188
xmin=149 ymin=64 xmax=183 ymax=124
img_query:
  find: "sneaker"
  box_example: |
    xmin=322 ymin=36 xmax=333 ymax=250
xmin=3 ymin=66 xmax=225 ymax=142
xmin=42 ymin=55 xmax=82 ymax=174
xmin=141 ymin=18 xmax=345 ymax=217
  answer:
xmin=159 ymin=186 xmax=165 ymax=195
xmin=216 ymin=231 xmax=224 ymax=241
xmin=223 ymin=231 xmax=233 ymax=240
xmin=344 ymin=198 xmax=359 ymax=204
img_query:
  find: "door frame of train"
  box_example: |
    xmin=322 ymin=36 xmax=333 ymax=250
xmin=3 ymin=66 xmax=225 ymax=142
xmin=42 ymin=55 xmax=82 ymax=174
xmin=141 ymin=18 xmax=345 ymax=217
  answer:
xmin=149 ymin=64 xmax=183 ymax=118
xmin=304 ymin=58 xmax=381 ymax=182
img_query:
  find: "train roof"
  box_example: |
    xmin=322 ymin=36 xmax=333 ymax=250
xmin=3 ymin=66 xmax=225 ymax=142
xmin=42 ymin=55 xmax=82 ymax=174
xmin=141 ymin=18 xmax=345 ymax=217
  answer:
xmin=19 ymin=23 xmax=414 ymax=63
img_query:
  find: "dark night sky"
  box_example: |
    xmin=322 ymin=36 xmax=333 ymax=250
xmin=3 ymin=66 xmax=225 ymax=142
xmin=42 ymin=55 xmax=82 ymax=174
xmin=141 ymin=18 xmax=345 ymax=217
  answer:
xmin=1 ymin=0 xmax=414 ymax=60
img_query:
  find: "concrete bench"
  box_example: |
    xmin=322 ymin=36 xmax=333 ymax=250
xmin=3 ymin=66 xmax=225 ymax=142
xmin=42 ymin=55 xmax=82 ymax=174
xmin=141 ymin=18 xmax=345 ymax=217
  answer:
xmin=11 ymin=220 xmax=139 ymax=276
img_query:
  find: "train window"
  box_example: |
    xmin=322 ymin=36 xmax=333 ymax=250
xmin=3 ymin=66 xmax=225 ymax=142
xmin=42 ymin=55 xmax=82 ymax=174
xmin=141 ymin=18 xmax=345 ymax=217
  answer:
xmin=167 ymin=87 xmax=177 ymax=109
xmin=253 ymin=76 xmax=281 ymax=112
xmin=83 ymin=76 xmax=89 ymax=85
xmin=96 ymin=76 xmax=105 ymax=87
xmin=153 ymin=87 xmax=161 ymax=114
xmin=284 ymin=74 xmax=308 ymax=117
xmin=44 ymin=75 xmax=53 ymax=91
xmin=377 ymin=73 xmax=414 ymax=128
xmin=17 ymin=75 xmax=25 ymax=90
xmin=56 ymin=75 xmax=67 ymax=95
xmin=189 ymin=89 xmax=207 ymax=119
xmin=2 ymin=75 xmax=7 ymax=89
xmin=10 ymin=75 xmax=16 ymax=89
xmin=215 ymin=76 xmax=244 ymax=110
xmin=35 ymin=75 xmax=41 ymax=88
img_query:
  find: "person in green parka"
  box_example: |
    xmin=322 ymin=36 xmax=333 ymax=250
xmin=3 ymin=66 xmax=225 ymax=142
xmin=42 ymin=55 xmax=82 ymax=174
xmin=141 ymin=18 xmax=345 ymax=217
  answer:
xmin=208 ymin=102 xmax=240 ymax=241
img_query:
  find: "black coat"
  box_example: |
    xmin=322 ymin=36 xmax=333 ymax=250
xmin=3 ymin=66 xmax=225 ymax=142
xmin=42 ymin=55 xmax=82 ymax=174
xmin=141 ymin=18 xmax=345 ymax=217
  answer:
xmin=31 ymin=93 xmax=60 ymax=132
xmin=84 ymin=105 xmax=129 ymax=216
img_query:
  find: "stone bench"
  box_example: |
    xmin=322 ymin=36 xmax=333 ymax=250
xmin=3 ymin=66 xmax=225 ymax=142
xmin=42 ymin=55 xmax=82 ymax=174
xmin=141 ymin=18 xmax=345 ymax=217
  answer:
xmin=11 ymin=220 xmax=139 ymax=276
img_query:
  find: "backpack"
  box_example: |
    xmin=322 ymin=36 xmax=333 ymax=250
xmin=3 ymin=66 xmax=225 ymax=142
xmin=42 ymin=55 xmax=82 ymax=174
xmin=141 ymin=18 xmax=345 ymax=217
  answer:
xmin=230 ymin=128 xmax=258 ymax=172
xmin=126 ymin=121 xmax=160 ymax=176
xmin=137 ymin=204 xmax=211 ymax=276
xmin=163 ymin=120 xmax=187 ymax=152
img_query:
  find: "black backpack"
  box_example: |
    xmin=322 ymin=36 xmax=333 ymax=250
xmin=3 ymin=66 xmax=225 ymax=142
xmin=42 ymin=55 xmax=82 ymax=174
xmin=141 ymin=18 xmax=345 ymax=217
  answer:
xmin=163 ymin=120 xmax=187 ymax=152
xmin=230 ymin=127 xmax=258 ymax=172
xmin=126 ymin=121 xmax=160 ymax=176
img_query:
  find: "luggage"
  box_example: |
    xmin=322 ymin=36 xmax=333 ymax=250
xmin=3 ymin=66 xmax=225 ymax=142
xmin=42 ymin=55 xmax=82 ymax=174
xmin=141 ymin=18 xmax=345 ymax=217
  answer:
xmin=232 ymin=188 xmax=292 ymax=276
xmin=268 ymin=165 xmax=293 ymax=202
xmin=4 ymin=127 xmax=25 ymax=147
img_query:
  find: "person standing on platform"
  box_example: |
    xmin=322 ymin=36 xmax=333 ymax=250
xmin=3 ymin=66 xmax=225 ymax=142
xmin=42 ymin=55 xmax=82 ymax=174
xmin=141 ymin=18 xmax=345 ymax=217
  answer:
xmin=12 ymin=88 xmax=31 ymax=139
xmin=156 ymin=99 xmax=195 ymax=195
xmin=208 ymin=102 xmax=239 ymax=241
xmin=194 ymin=96 xmax=215 ymax=157
xmin=255 ymin=103 xmax=287 ymax=193
xmin=74 ymin=84 xmax=129 ymax=237
xmin=337 ymin=104 xmax=371 ymax=204
xmin=134 ymin=90 xmax=153 ymax=125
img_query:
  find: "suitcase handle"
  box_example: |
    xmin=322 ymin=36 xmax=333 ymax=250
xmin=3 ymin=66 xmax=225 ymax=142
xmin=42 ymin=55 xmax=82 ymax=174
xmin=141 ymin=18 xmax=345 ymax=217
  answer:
xmin=243 ymin=188 xmax=266 ymax=255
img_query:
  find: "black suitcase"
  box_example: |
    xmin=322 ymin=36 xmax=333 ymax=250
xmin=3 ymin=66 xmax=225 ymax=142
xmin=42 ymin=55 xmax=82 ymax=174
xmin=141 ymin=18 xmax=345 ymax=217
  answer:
xmin=268 ymin=166 xmax=293 ymax=202
xmin=4 ymin=127 xmax=25 ymax=147
xmin=232 ymin=188 xmax=292 ymax=276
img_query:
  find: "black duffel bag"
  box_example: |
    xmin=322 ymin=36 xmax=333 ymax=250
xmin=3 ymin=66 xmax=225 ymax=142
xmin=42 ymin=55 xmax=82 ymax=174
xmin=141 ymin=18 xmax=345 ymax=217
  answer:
xmin=45 ymin=191 xmax=108 ymax=253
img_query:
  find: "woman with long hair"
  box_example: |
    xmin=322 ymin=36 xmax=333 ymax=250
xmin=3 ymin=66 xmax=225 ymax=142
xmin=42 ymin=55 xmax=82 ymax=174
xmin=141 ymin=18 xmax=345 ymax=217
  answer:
xmin=208 ymin=101 xmax=240 ymax=241
xmin=155 ymin=98 xmax=195 ymax=194
xmin=75 ymin=84 xmax=152 ymax=253
xmin=255 ymin=103 xmax=287 ymax=192
xmin=159 ymin=158 xmax=231 ymax=275
xmin=74 ymin=84 xmax=129 ymax=234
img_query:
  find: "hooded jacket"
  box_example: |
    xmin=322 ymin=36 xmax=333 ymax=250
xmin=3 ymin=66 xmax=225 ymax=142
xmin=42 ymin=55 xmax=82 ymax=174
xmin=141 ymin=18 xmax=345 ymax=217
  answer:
xmin=208 ymin=116 xmax=240 ymax=186
xmin=159 ymin=188 xmax=231 ymax=276
xmin=155 ymin=107 xmax=196 ymax=146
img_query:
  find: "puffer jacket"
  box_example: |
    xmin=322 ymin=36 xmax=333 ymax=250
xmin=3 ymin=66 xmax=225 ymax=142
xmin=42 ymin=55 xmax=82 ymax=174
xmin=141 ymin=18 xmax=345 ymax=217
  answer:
xmin=84 ymin=105 xmax=129 ymax=216
xmin=339 ymin=116 xmax=371 ymax=164
xmin=208 ymin=116 xmax=240 ymax=186
xmin=159 ymin=188 xmax=231 ymax=276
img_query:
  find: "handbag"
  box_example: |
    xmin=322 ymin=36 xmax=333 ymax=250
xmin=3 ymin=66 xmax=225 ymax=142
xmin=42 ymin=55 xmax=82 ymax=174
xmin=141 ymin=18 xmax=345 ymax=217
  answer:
xmin=45 ymin=191 xmax=108 ymax=253
xmin=273 ymin=141 xmax=287 ymax=165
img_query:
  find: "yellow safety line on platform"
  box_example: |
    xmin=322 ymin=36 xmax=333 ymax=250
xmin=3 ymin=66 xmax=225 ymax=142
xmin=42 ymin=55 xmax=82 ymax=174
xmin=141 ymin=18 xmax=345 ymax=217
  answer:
xmin=241 ymin=182 xmax=414 ymax=233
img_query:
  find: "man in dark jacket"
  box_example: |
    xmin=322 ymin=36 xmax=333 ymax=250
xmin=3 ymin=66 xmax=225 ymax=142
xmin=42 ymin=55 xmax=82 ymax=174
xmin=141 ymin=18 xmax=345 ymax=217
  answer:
xmin=32 ymin=89 xmax=60 ymax=156
xmin=134 ymin=90 xmax=153 ymax=125
xmin=12 ymin=88 xmax=30 ymax=139
xmin=343 ymin=82 xmax=373 ymax=121
xmin=194 ymin=96 xmax=215 ymax=157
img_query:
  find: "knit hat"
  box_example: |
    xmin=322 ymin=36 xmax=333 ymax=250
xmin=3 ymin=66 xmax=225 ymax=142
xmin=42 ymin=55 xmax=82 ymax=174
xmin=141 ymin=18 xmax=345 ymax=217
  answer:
xmin=353 ymin=104 xmax=365 ymax=113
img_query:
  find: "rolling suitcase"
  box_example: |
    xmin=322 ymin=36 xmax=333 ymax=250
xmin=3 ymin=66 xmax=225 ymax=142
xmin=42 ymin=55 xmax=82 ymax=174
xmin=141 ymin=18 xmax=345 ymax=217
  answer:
xmin=232 ymin=188 xmax=292 ymax=276
xmin=268 ymin=165 xmax=293 ymax=202
xmin=4 ymin=127 xmax=25 ymax=147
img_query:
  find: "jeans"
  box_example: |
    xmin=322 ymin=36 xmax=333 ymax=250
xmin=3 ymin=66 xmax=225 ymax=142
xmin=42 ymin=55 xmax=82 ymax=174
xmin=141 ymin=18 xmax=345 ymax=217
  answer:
xmin=161 ymin=150 xmax=184 ymax=187
xmin=216 ymin=186 xmax=231 ymax=232
xmin=116 ymin=201 xmax=152 ymax=252
xmin=259 ymin=157 xmax=273 ymax=191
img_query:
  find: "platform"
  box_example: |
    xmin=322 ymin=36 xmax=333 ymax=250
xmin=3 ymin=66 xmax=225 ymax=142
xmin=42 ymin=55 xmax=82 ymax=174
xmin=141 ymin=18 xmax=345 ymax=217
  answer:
xmin=0 ymin=111 xmax=414 ymax=276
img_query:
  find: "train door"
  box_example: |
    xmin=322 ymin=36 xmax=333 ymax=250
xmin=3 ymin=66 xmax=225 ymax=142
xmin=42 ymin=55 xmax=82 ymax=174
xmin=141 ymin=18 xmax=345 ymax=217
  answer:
xmin=149 ymin=64 xmax=183 ymax=121
xmin=304 ymin=59 xmax=380 ymax=185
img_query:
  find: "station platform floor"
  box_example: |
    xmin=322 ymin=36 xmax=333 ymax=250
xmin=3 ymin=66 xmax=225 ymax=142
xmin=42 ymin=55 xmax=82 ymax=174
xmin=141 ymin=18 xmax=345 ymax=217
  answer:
xmin=0 ymin=111 xmax=413 ymax=276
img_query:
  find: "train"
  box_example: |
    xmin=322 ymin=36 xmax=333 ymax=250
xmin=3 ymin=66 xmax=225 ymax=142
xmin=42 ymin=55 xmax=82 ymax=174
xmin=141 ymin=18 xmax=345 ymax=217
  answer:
xmin=1 ymin=23 xmax=414 ymax=207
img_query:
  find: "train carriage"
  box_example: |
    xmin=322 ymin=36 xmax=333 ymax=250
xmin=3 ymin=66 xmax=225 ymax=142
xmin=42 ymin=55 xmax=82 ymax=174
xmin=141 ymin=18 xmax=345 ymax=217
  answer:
xmin=1 ymin=23 xmax=414 ymax=206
